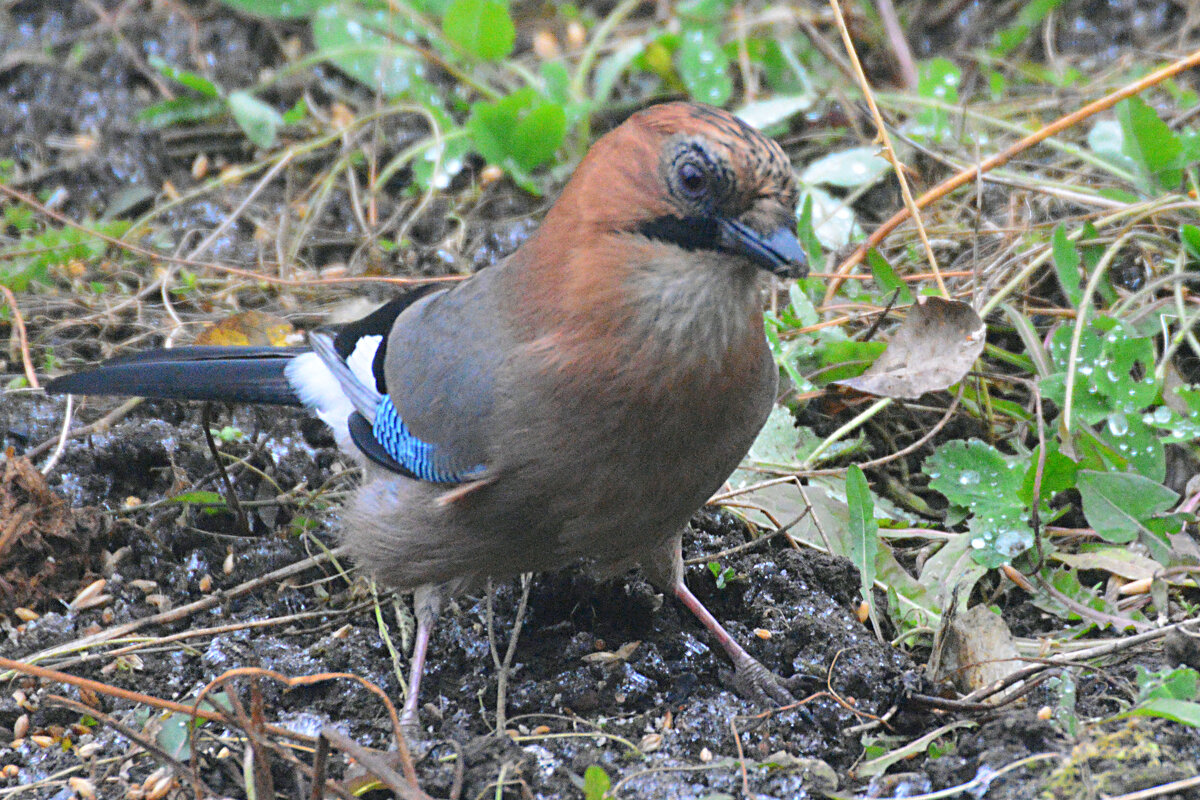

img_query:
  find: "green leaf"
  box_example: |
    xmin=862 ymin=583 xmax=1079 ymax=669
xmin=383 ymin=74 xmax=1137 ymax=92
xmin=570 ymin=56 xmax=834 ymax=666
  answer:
xmin=583 ymin=765 xmax=611 ymax=800
xmin=914 ymin=58 xmax=960 ymax=142
xmin=796 ymin=194 xmax=823 ymax=267
xmin=1051 ymin=224 xmax=1082 ymax=307
xmin=990 ymin=0 xmax=1067 ymax=55
xmin=442 ymin=0 xmax=515 ymax=61
xmin=924 ymin=440 xmax=1023 ymax=509
xmin=1076 ymin=469 xmax=1178 ymax=546
xmin=168 ymin=490 xmax=226 ymax=506
xmin=813 ymin=340 xmax=887 ymax=384
xmin=1020 ymin=445 xmax=1078 ymax=505
xmin=1042 ymin=318 xmax=1159 ymax=432
xmin=739 ymin=406 xmax=817 ymax=471
xmin=138 ymin=96 xmax=227 ymax=128
xmin=867 ymin=248 xmax=913 ymax=304
xmin=1088 ymin=118 xmax=1139 ymax=178
xmin=592 ymin=39 xmax=648 ymax=107
xmin=675 ymin=27 xmax=731 ymax=105
xmin=1137 ymin=666 xmax=1198 ymax=702
xmin=924 ymin=440 xmax=1032 ymax=566
xmin=800 ymin=146 xmax=891 ymax=189
xmin=147 ymin=55 xmax=220 ymax=97
xmin=735 ymin=94 xmax=815 ymax=132
xmin=282 ymin=97 xmax=308 ymax=125
xmin=1116 ymin=96 xmax=1183 ymax=192
xmin=1096 ymin=412 xmax=1164 ymax=483
xmin=219 ymin=0 xmax=327 ymax=18
xmin=967 ymin=505 xmax=1033 ymax=568
xmin=846 ymin=465 xmax=878 ymax=600
xmin=1181 ymin=224 xmax=1200 ymax=265
xmin=468 ymin=89 xmax=566 ymax=185
xmin=227 ymin=91 xmax=284 ymax=148
xmin=312 ymin=3 xmax=424 ymax=98
xmin=1124 ymin=697 xmax=1200 ymax=728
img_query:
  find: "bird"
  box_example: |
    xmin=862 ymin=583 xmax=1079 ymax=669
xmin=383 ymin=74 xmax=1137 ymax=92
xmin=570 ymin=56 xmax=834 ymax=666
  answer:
xmin=46 ymin=101 xmax=808 ymax=729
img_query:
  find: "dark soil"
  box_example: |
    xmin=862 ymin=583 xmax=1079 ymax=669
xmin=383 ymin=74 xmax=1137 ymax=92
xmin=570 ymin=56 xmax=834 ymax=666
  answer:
xmin=2 ymin=1 xmax=1199 ymax=798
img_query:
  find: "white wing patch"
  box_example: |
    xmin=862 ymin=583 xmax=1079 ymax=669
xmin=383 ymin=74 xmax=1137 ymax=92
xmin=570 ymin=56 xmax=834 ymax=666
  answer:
xmin=345 ymin=334 xmax=382 ymax=389
xmin=284 ymin=335 xmax=382 ymax=451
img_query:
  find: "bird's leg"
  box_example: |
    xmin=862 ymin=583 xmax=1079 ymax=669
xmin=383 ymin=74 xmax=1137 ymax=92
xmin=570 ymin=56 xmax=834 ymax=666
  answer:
xmin=673 ymin=579 xmax=795 ymax=706
xmin=644 ymin=537 xmax=795 ymax=707
xmin=400 ymin=585 xmax=443 ymax=733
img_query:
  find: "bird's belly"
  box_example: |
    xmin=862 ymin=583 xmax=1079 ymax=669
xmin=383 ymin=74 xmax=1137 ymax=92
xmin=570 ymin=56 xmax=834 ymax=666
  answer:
xmin=341 ymin=351 xmax=776 ymax=591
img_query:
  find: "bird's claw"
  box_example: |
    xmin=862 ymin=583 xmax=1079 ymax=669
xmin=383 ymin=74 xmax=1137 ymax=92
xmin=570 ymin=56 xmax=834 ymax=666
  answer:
xmin=729 ymin=655 xmax=797 ymax=708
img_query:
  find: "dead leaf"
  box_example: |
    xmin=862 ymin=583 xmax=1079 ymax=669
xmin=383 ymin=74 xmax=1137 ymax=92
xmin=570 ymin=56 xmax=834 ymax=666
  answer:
xmin=581 ymin=640 xmax=640 ymax=665
xmin=836 ymin=296 xmax=985 ymax=399
xmin=194 ymin=310 xmax=298 ymax=347
xmin=1051 ymin=547 xmax=1160 ymax=582
xmin=936 ymin=604 xmax=1022 ymax=694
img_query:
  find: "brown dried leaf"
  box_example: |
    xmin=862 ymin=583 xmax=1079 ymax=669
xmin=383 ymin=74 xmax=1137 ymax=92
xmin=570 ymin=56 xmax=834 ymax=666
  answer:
xmin=937 ymin=604 xmax=1021 ymax=694
xmin=836 ymin=296 xmax=985 ymax=399
xmin=194 ymin=310 xmax=298 ymax=347
xmin=581 ymin=640 xmax=641 ymax=665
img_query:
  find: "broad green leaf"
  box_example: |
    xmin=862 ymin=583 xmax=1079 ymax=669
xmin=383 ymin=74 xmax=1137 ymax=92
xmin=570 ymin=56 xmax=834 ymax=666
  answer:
xmin=801 ymin=147 xmax=891 ymax=189
xmin=1142 ymin=403 xmax=1200 ymax=444
xmin=925 ymin=440 xmax=1032 ymax=567
xmin=1020 ymin=446 xmax=1078 ymax=505
xmin=413 ymin=132 xmax=471 ymax=191
xmin=967 ymin=505 xmax=1032 ymax=568
xmin=1088 ymin=118 xmax=1139 ymax=176
xmin=1076 ymin=469 xmax=1178 ymax=546
xmin=913 ymin=58 xmax=960 ymax=142
xmin=1042 ymin=318 xmax=1158 ymax=430
xmin=924 ymin=440 xmax=1023 ymax=509
xmin=675 ymin=27 xmax=731 ymax=105
xmin=797 ymin=186 xmax=859 ymax=250
xmin=228 ymin=91 xmax=284 ymax=148
xmin=1095 ymin=412 xmax=1164 ymax=483
xmin=1137 ymin=666 xmax=1198 ymax=702
xmin=1124 ymin=697 xmax=1200 ymax=728
xmin=313 ymin=3 xmax=424 ymax=98
xmin=1116 ymin=96 xmax=1183 ymax=192
xmin=813 ymin=340 xmax=887 ymax=384
xmin=735 ymin=94 xmax=815 ymax=131
xmin=467 ymin=90 xmax=566 ymax=186
xmin=442 ymin=0 xmax=515 ymax=61
xmin=786 ymin=282 xmax=819 ymax=327
xmin=737 ymin=406 xmax=821 ymax=474
xmin=583 ymin=765 xmax=611 ymax=800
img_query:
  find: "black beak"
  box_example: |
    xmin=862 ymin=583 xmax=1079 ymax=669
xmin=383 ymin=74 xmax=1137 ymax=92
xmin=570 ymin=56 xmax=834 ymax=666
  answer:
xmin=718 ymin=217 xmax=809 ymax=279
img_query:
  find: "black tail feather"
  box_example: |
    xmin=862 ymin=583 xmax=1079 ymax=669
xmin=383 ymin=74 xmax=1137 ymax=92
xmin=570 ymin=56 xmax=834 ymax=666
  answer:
xmin=45 ymin=346 xmax=307 ymax=406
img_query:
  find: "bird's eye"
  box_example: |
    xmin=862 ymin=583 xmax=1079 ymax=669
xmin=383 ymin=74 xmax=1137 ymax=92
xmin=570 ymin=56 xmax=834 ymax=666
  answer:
xmin=677 ymin=161 xmax=708 ymax=198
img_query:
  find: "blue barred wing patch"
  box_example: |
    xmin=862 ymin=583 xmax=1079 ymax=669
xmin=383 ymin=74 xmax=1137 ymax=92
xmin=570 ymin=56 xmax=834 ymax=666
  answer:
xmin=372 ymin=396 xmax=485 ymax=483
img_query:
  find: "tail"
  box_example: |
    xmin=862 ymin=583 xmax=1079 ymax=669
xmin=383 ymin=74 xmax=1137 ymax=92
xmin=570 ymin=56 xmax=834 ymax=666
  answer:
xmin=45 ymin=346 xmax=307 ymax=406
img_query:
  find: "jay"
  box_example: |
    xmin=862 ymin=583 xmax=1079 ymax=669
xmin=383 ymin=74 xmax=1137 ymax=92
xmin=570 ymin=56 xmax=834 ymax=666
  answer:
xmin=47 ymin=102 xmax=808 ymax=728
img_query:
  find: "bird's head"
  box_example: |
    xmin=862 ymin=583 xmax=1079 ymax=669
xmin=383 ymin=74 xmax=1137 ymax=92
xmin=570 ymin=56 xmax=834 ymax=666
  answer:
xmin=541 ymin=102 xmax=807 ymax=280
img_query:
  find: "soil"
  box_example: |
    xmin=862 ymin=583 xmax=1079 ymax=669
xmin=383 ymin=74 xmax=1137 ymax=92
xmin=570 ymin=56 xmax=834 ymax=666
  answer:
xmin=2 ymin=1 xmax=1199 ymax=799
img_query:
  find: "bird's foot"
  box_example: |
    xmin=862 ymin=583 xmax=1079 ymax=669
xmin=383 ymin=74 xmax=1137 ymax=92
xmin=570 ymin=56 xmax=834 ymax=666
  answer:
xmin=727 ymin=654 xmax=800 ymax=708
